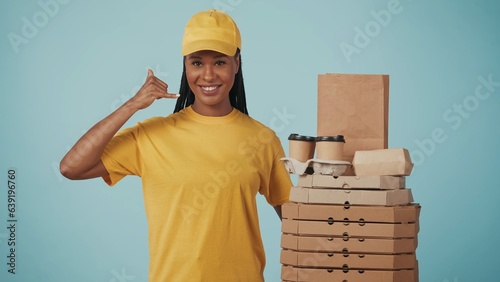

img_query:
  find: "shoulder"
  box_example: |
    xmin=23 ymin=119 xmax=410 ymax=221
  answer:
xmin=237 ymin=111 xmax=274 ymax=132
xmin=236 ymin=112 xmax=282 ymax=145
xmin=137 ymin=110 xmax=187 ymax=129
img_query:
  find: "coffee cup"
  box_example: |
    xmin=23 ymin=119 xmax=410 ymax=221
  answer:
xmin=315 ymin=135 xmax=345 ymax=160
xmin=288 ymin=134 xmax=316 ymax=162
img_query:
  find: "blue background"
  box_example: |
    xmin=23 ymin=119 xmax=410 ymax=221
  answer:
xmin=1 ymin=0 xmax=499 ymax=281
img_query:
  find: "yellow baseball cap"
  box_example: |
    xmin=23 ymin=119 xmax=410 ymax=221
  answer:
xmin=182 ymin=9 xmax=241 ymax=56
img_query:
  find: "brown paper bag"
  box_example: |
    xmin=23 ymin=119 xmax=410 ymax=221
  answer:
xmin=317 ymin=73 xmax=389 ymax=174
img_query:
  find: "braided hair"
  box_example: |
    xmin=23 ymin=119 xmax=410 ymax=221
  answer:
xmin=173 ymin=49 xmax=248 ymax=115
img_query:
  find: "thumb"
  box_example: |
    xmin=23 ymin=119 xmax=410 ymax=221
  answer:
xmin=147 ymin=69 xmax=154 ymax=78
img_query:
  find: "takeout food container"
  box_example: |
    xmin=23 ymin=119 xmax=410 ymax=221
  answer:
xmin=297 ymin=174 xmax=406 ymax=190
xmin=289 ymin=186 xmax=414 ymax=206
xmin=281 ymin=233 xmax=418 ymax=254
xmin=352 ymin=148 xmax=414 ymax=176
xmin=282 ymin=202 xmax=421 ymax=223
xmin=281 ymin=249 xmax=417 ymax=269
xmin=282 ymin=265 xmax=418 ymax=282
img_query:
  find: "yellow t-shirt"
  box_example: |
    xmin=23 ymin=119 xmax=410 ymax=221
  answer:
xmin=101 ymin=106 xmax=292 ymax=281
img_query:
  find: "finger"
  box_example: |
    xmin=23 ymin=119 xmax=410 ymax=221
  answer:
xmin=165 ymin=92 xmax=180 ymax=99
xmin=147 ymin=69 xmax=154 ymax=78
xmin=151 ymin=78 xmax=168 ymax=90
xmin=153 ymin=92 xmax=179 ymax=100
xmin=152 ymin=89 xmax=180 ymax=99
xmin=148 ymin=87 xmax=179 ymax=99
xmin=149 ymin=82 xmax=170 ymax=94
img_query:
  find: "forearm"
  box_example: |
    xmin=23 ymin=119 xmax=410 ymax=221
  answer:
xmin=59 ymin=100 xmax=139 ymax=179
xmin=60 ymin=69 xmax=175 ymax=180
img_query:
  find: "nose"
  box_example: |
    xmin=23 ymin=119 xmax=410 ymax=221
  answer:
xmin=202 ymin=65 xmax=216 ymax=81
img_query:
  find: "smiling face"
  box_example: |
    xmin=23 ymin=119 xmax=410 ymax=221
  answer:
xmin=185 ymin=50 xmax=240 ymax=116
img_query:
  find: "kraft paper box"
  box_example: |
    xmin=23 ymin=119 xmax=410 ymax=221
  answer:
xmin=281 ymin=234 xmax=417 ymax=254
xmin=353 ymin=148 xmax=414 ymax=176
xmin=282 ymin=265 xmax=417 ymax=282
xmin=282 ymin=202 xmax=420 ymax=223
xmin=289 ymin=186 xmax=414 ymax=206
xmin=282 ymin=219 xmax=418 ymax=239
xmin=281 ymin=249 xmax=417 ymax=270
xmin=298 ymin=174 xmax=406 ymax=190
xmin=317 ymin=73 xmax=389 ymax=164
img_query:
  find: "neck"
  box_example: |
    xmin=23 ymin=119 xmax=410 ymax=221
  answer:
xmin=191 ymin=102 xmax=233 ymax=117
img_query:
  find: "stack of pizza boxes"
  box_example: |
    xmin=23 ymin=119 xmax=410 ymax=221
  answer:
xmin=280 ymin=74 xmax=421 ymax=282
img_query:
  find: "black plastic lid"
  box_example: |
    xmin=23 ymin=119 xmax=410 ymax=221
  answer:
xmin=315 ymin=135 xmax=345 ymax=142
xmin=288 ymin=133 xmax=316 ymax=142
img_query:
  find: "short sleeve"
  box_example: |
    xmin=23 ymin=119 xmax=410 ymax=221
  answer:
xmin=259 ymin=134 xmax=292 ymax=206
xmin=101 ymin=125 xmax=142 ymax=186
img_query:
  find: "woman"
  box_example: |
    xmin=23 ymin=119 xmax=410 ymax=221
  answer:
xmin=60 ymin=9 xmax=292 ymax=281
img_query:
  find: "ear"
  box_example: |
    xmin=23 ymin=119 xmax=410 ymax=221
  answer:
xmin=234 ymin=54 xmax=240 ymax=75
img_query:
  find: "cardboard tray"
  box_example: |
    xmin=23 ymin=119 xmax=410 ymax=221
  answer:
xmin=281 ymin=249 xmax=417 ymax=270
xmin=282 ymin=265 xmax=418 ymax=282
xmin=282 ymin=219 xmax=418 ymax=239
xmin=281 ymin=233 xmax=418 ymax=254
xmin=297 ymin=174 xmax=406 ymax=190
xmin=282 ymin=202 xmax=420 ymax=223
xmin=280 ymin=157 xmax=351 ymax=176
xmin=290 ymin=186 xmax=414 ymax=206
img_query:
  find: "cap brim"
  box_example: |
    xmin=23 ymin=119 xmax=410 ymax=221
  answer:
xmin=182 ymin=40 xmax=237 ymax=56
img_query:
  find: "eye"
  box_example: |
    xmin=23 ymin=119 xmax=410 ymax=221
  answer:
xmin=191 ymin=61 xmax=202 ymax=67
xmin=215 ymin=60 xmax=226 ymax=66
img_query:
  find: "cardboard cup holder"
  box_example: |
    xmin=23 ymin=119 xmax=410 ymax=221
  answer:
xmin=280 ymin=157 xmax=351 ymax=176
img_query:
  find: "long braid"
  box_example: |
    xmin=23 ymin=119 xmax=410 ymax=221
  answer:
xmin=234 ymin=56 xmax=248 ymax=115
xmin=173 ymin=63 xmax=193 ymax=113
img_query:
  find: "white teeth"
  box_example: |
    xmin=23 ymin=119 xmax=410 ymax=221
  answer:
xmin=202 ymin=86 xmax=217 ymax=91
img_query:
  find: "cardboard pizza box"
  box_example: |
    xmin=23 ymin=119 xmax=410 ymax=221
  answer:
xmin=289 ymin=186 xmax=414 ymax=206
xmin=281 ymin=249 xmax=417 ymax=270
xmin=282 ymin=202 xmax=420 ymax=223
xmin=282 ymin=265 xmax=417 ymax=282
xmin=282 ymin=219 xmax=418 ymax=239
xmin=352 ymin=148 xmax=414 ymax=176
xmin=281 ymin=233 xmax=418 ymax=254
xmin=297 ymin=174 xmax=406 ymax=189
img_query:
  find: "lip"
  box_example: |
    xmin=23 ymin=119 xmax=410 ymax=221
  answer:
xmin=199 ymin=85 xmax=220 ymax=95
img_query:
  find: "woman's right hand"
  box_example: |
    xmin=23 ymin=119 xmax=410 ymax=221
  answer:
xmin=128 ymin=69 xmax=180 ymax=110
xmin=60 ymin=69 xmax=179 ymax=180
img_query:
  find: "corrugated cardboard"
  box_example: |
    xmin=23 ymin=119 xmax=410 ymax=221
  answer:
xmin=282 ymin=202 xmax=420 ymax=223
xmin=289 ymin=186 xmax=414 ymax=206
xmin=297 ymin=174 xmax=405 ymax=189
xmin=282 ymin=265 xmax=417 ymax=282
xmin=282 ymin=219 xmax=418 ymax=239
xmin=281 ymin=249 xmax=417 ymax=269
xmin=353 ymin=148 xmax=414 ymax=176
xmin=281 ymin=234 xmax=417 ymax=254
xmin=317 ymin=73 xmax=390 ymax=177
